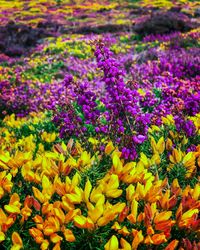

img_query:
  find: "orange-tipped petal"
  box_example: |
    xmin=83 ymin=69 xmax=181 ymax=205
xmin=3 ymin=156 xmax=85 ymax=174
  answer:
xmin=165 ymin=240 xmax=179 ymax=250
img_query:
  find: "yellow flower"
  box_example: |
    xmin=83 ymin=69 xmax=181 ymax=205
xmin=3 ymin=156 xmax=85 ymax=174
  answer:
xmin=97 ymin=202 xmax=126 ymax=227
xmin=88 ymin=137 xmax=99 ymax=145
xmin=169 ymin=149 xmax=182 ymax=164
xmin=32 ymin=175 xmax=54 ymax=203
xmin=73 ymin=215 xmax=94 ymax=229
xmin=162 ymin=115 xmax=174 ymax=125
xmin=0 ymin=171 xmax=13 ymax=199
xmin=83 ymin=179 xmax=92 ymax=203
xmin=87 ymin=195 xmax=105 ymax=223
xmin=41 ymin=132 xmax=57 ymax=143
xmin=111 ymin=222 xmax=121 ymax=231
xmin=100 ymin=174 xmax=122 ymax=198
xmin=4 ymin=193 xmax=21 ymax=214
xmin=126 ymin=184 xmax=135 ymax=201
xmin=150 ymin=136 xmax=165 ymax=155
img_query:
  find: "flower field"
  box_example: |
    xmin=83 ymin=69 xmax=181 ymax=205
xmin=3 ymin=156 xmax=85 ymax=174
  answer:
xmin=0 ymin=0 xmax=200 ymax=249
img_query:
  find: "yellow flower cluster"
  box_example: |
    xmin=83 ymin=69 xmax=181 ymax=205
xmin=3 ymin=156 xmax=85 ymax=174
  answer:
xmin=0 ymin=113 xmax=200 ymax=249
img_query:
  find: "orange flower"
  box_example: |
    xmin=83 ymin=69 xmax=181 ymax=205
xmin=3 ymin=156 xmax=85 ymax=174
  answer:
xmin=50 ymin=233 xmax=63 ymax=243
xmin=132 ymin=230 xmax=144 ymax=250
xmin=155 ymin=220 xmax=175 ymax=232
xmin=118 ymin=226 xmax=130 ymax=237
xmin=0 ymin=208 xmax=15 ymax=232
xmin=158 ymin=190 xmax=177 ymax=210
xmin=11 ymin=232 xmax=23 ymax=250
xmin=65 ymin=209 xmax=81 ymax=224
xmin=151 ymin=233 xmax=167 ymax=245
xmin=177 ymin=208 xmax=199 ymax=229
xmin=62 ymin=227 xmax=75 ymax=242
xmin=169 ymin=149 xmax=182 ymax=164
xmin=171 ymin=179 xmax=182 ymax=196
xmin=144 ymin=203 xmax=157 ymax=227
xmin=33 ymin=215 xmax=43 ymax=230
xmin=120 ymin=238 xmax=131 ymax=250
xmin=20 ymin=205 xmax=32 ymax=223
xmin=105 ymin=141 xmax=115 ymax=155
xmin=43 ymin=216 xmax=60 ymax=236
xmin=29 ymin=227 xmax=44 ymax=244
xmin=52 ymin=242 xmax=61 ymax=250
xmin=118 ymin=206 xmax=129 ymax=223
xmin=147 ymin=226 xmax=154 ymax=235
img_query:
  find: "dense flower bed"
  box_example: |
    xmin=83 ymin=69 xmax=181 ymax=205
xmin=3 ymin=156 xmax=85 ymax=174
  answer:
xmin=0 ymin=0 xmax=200 ymax=249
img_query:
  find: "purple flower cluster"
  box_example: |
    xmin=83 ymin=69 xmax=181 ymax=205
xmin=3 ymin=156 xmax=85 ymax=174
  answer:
xmin=53 ymin=43 xmax=154 ymax=160
xmin=53 ymin=74 xmax=102 ymax=138
xmin=174 ymin=116 xmax=196 ymax=138
xmin=0 ymin=80 xmax=38 ymax=117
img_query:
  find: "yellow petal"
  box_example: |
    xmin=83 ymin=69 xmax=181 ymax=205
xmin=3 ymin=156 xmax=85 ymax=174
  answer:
xmin=140 ymin=152 xmax=149 ymax=167
xmin=73 ymin=215 xmax=86 ymax=228
xmin=42 ymin=175 xmax=51 ymax=190
xmin=106 ymin=189 xmax=122 ymax=198
xmin=157 ymin=137 xmax=165 ymax=154
xmin=0 ymin=231 xmax=5 ymax=243
xmin=4 ymin=205 xmax=20 ymax=214
xmin=88 ymin=204 xmax=104 ymax=223
xmin=104 ymin=235 xmax=119 ymax=250
xmin=40 ymin=240 xmax=49 ymax=250
xmin=182 ymin=152 xmax=195 ymax=167
xmin=181 ymin=209 xmax=198 ymax=220
xmin=83 ymin=179 xmax=92 ymax=202
xmin=108 ymin=174 xmax=120 ymax=190
xmin=32 ymin=187 xmax=44 ymax=203
xmin=154 ymin=211 xmax=172 ymax=224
